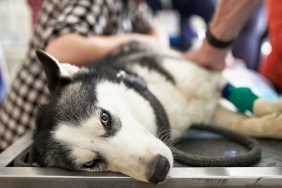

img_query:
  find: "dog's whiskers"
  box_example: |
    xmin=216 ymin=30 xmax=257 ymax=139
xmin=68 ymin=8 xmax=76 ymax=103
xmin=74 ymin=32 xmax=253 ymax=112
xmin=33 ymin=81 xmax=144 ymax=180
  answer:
xmin=157 ymin=128 xmax=171 ymax=139
xmin=157 ymin=128 xmax=180 ymax=152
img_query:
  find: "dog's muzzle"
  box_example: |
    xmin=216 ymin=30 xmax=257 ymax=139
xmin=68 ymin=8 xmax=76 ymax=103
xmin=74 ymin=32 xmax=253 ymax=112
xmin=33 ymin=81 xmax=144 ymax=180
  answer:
xmin=148 ymin=154 xmax=170 ymax=184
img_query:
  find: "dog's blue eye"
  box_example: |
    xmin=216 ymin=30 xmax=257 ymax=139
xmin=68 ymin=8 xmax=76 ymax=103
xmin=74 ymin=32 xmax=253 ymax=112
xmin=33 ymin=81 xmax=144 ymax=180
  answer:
xmin=101 ymin=111 xmax=111 ymax=128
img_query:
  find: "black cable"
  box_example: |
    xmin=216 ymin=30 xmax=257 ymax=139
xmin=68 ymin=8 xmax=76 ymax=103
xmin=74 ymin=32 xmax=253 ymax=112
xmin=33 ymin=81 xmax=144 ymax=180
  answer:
xmin=173 ymin=124 xmax=261 ymax=167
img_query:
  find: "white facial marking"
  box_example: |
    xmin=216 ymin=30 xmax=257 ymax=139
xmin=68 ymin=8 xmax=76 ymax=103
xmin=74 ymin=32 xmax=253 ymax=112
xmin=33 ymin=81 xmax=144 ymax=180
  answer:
xmin=96 ymin=81 xmax=158 ymax=135
xmin=53 ymin=80 xmax=173 ymax=182
xmin=95 ymin=81 xmax=173 ymax=181
xmin=53 ymin=120 xmax=102 ymax=166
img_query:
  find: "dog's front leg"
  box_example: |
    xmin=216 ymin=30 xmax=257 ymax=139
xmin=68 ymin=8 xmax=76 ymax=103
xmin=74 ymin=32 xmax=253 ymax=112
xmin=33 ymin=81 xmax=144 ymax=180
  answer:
xmin=253 ymin=98 xmax=282 ymax=116
xmin=210 ymin=104 xmax=282 ymax=139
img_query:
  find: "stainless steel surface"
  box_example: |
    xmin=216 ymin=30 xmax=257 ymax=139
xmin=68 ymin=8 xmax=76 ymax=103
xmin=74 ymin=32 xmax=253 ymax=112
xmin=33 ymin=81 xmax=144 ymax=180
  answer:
xmin=1 ymin=167 xmax=282 ymax=187
xmin=1 ymin=132 xmax=282 ymax=187
xmin=0 ymin=131 xmax=33 ymax=168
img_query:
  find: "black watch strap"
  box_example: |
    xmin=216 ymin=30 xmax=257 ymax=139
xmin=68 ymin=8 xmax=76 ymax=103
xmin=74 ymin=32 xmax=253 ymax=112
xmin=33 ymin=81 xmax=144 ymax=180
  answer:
xmin=206 ymin=28 xmax=234 ymax=48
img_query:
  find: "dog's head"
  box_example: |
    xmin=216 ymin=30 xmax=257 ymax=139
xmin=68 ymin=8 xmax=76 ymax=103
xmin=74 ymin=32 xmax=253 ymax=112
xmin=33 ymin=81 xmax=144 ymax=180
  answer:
xmin=33 ymin=50 xmax=173 ymax=184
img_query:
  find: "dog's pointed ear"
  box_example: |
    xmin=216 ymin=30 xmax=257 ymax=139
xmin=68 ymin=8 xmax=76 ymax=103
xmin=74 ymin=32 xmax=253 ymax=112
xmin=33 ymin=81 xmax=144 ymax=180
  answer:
xmin=35 ymin=50 xmax=79 ymax=92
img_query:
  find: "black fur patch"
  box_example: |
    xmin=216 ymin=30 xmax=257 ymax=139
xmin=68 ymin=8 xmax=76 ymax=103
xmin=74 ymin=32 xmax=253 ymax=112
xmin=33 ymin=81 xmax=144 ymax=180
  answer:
xmin=89 ymin=41 xmax=175 ymax=84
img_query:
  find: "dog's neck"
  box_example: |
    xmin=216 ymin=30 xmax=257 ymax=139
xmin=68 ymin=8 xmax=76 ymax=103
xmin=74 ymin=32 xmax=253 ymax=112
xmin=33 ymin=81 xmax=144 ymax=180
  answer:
xmin=116 ymin=70 xmax=171 ymax=140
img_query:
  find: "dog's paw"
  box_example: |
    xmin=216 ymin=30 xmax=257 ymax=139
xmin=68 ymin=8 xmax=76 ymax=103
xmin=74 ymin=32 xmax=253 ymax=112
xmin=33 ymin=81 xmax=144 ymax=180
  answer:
xmin=259 ymin=113 xmax=282 ymax=138
xmin=254 ymin=98 xmax=282 ymax=116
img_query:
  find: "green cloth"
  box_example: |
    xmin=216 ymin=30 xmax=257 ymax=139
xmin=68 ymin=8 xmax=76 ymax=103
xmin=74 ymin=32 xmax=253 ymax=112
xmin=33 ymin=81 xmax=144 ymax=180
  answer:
xmin=223 ymin=84 xmax=259 ymax=113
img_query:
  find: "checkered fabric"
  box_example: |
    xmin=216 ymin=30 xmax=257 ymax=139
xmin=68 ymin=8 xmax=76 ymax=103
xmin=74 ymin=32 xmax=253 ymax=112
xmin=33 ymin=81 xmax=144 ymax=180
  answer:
xmin=0 ymin=0 xmax=153 ymax=151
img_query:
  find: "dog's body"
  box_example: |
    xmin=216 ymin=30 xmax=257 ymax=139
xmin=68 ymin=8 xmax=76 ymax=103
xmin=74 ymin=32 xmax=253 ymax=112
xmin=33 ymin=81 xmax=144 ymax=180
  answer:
xmin=34 ymin=42 xmax=282 ymax=184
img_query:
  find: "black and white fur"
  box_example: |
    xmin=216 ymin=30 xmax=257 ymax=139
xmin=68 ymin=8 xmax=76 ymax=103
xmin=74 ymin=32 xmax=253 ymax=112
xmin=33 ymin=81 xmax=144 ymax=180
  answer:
xmin=33 ymin=42 xmax=282 ymax=184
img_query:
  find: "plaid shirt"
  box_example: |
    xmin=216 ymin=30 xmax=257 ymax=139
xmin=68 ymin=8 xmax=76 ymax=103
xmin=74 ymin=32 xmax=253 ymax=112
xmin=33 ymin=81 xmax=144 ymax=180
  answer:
xmin=0 ymin=0 xmax=153 ymax=151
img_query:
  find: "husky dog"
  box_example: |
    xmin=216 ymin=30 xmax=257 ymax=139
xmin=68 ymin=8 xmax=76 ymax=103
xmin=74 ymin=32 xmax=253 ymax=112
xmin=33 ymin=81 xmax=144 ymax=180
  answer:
xmin=33 ymin=42 xmax=282 ymax=184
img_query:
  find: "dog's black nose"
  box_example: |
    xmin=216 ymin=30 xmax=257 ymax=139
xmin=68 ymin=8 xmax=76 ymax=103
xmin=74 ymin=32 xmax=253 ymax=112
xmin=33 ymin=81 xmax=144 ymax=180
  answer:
xmin=149 ymin=154 xmax=170 ymax=184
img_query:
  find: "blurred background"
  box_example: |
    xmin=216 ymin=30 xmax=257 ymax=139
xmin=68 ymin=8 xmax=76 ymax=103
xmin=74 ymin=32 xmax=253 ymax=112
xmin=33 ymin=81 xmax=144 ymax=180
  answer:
xmin=0 ymin=0 xmax=277 ymax=103
xmin=0 ymin=0 xmax=32 ymax=83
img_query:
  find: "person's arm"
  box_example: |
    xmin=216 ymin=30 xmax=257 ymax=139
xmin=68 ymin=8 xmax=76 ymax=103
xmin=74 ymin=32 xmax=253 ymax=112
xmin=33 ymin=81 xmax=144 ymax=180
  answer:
xmin=45 ymin=1 xmax=167 ymax=66
xmin=45 ymin=33 xmax=161 ymax=66
xmin=185 ymin=0 xmax=262 ymax=71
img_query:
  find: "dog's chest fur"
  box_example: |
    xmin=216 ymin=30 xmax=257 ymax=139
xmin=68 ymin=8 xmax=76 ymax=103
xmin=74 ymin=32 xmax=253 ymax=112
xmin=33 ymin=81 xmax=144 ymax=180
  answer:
xmin=120 ymin=51 xmax=223 ymax=138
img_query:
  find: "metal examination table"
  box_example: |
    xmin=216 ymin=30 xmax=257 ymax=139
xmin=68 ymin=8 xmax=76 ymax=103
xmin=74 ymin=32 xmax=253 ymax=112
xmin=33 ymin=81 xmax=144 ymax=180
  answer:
xmin=1 ymin=131 xmax=282 ymax=188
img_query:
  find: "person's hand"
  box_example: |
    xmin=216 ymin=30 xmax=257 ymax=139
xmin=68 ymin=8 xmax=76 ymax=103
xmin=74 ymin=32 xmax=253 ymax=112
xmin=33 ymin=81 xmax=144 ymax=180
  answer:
xmin=184 ymin=40 xmax=229 ymax=71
